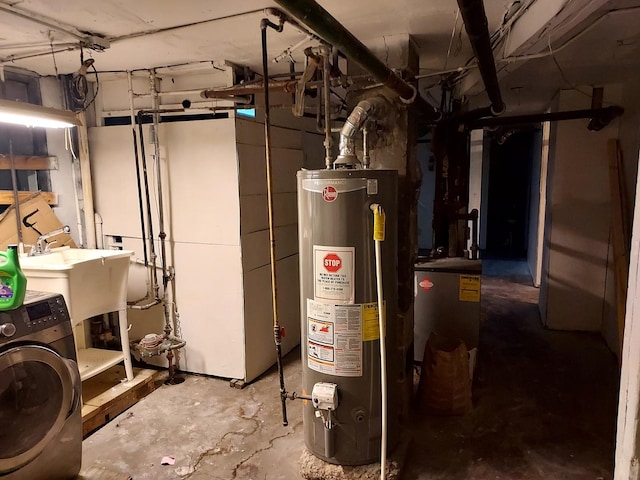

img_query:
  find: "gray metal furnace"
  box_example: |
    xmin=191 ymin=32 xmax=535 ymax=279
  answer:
xmin=414 ymin=258 xmax=482 ymax=362
xmin=297 ymin=168 xmax=404 ymax=466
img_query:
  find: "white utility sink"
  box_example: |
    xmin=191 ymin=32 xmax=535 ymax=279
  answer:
xmin=20 ymin=247 xmax=133 ymax=325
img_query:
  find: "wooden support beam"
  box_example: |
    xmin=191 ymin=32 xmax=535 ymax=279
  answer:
xmin=0 ymin=190 xmax=57 ymax=205
xmin=608 ymin=139 xmax=630 ymax=358
xmin=0 ymin=155 xmax=58 ymax=170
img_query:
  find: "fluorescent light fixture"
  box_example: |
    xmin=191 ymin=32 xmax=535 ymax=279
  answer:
xmin=0 ymin=99 xmax=81 ymax=128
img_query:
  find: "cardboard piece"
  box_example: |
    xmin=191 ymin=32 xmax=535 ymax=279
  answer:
xmin=0 ymin=192 xmax=76 ymax=250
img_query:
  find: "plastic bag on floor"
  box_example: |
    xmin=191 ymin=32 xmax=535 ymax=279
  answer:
xmin=417 ymin=334 xmax=472 ymax=415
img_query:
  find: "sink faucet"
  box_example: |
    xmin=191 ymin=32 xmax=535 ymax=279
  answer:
xmin=30 ymin=225 xmax=71 ymax=256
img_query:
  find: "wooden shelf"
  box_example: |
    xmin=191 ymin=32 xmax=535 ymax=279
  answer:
xmin=81 ymin=366 xmax=161 ymax=438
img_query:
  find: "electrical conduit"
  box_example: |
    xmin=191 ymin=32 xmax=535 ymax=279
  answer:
xmin=371 ymin=203 xmax=387 ymax=480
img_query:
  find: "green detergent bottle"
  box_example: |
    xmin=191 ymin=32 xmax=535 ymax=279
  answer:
xmin=0 ymin=245 xmax=27 ymax=310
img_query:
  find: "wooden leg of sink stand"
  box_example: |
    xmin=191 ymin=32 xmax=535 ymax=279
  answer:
xmin=119 ymin=308 xmax=134 ymax=382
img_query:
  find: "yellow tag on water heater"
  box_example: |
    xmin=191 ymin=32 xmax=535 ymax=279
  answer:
xmin=373 ymin=207 xmax=386 ymax=241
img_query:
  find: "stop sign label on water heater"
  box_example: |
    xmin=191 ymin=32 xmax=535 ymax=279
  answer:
xmin=314 ymin=246 xmax=355 ymax=303
xmin=323 ymin=253 xmax=342 ymax=272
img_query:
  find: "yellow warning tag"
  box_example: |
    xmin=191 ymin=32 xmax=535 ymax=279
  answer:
xmin=362 ymin=301 xmax=385 ymax=341
xmin=459 ymin=275 xmax=481 ymax=302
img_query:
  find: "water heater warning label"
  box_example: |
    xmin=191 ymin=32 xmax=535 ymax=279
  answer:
xmin=314 ymin=245 xmax=355 ymax=303
xmin=307 ymin=299 xmax=362 ymax=377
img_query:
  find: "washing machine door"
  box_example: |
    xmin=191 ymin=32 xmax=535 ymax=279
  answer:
xmin=0 ymin=344 xmax=80 ymax=475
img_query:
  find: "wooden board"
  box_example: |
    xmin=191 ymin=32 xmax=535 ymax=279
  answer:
xmin=81 ymin=366 xmax=162 ymax=437
xmin=78 ymin=466 xmax=132 ymax=480
xmin=608 ymin=139 xmax=630 ymax=357
xmin=0 ymin=155 xmax=58 ymax=170
xmin=0 ymin=190 xmax=57 ymax=205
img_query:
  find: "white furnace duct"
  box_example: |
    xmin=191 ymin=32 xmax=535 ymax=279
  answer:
xmin=297 ymin=169 xmax=408 ymax=465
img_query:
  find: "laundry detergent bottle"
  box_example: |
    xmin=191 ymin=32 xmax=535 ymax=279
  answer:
xmin=0 ymin=245 xmax=27 ymax=310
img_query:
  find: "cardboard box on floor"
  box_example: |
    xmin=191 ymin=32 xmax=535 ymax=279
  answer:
xmin=0 ymin=193 xmax=76 ymax=250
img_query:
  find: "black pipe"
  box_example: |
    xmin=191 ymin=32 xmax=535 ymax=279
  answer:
xmin=261 ymin=17 xmax=289 ymax=428
xmin=131 ymin=115 xmax=148 ymax=266
xmin=273 ymin=0 xmax=441 ymax=120
xmin=456 ymin=0 xmax=505 ymax=115
xmin=468 ymin=106 xmax=624 ymax=129
xmin=136 ymin=111 xmax=160 ymax=298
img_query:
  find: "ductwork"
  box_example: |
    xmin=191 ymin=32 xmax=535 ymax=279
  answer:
xmin=335 ymin=96 xmax=389 ymax=167
xmin=456 ymin=0 xmax=506 ymax=115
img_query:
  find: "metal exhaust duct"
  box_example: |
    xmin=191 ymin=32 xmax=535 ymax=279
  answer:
xmin=273 ymin=0 xmax=441 ymax=121
xmin=456 ymin=0 xmax=506 ymax=115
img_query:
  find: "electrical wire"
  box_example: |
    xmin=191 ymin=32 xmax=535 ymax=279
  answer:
xmin=443 ymin=8 xmax=460 ymax=71
xmin=547 ymin=35 xmax=594 ymax=101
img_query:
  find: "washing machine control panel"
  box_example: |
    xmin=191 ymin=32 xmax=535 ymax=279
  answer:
xmin=0 ymin=291 xmax=70 ymax=341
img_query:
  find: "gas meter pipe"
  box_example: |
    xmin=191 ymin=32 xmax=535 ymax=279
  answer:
xmin=371 ymin=203 xmax=388 ymax=480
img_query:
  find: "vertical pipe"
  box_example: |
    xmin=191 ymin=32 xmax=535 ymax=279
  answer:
xmin=470 ymin=208 xmax=479 ymax=260
xmin=65 ymin=128 xmax=85 ymax=248
xmin=149 ymin=70 xmax=175 ymax=348
xmin=8 ymin=142 xmax=23 ymax=247
xmin=136 ymin=113 xmax=160 ymax=300
xmin=128 ymin=71 xmax=149 ymax=267
xmin=371 ymin=203 xmax=387 ymax=480
xmin=322 ymin=45 xmax=333 ymax=168
xmin=149 ymin=71 xmax=170 ymax=291
xmin=261 ymin=17 xmax=288 ymax=427
xmin=362 ymin=127 xmax=370 ymax=169
xmin=76 ymin=111 xmax=97 ymax=248
xmin=324 ymin=424 xmax=335 ymax=458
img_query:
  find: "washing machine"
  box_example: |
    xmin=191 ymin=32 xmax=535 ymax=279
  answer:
xmin=0 ymin=291 xmax=82 ymax=480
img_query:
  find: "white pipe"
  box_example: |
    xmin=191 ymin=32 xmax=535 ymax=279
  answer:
xmin=76 ymin=111 xmax=97 ymax=249
xmin=370 ymin=203 xmax=387 ymax=480
xmin=65 ymin=128 xmax=85 ymax=247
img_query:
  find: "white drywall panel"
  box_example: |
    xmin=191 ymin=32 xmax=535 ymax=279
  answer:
xmin=243 ymin=254 xmax=300 ymax=383
xmin=162 ymin=118 xmax=240 ymax=245
xmin=542 ymin=89 xmax=620 ymax=331
xmin=172 ymin=241 xmax=245 ymax=379
xmin=89 ymin=124 xmax=160 ymax=238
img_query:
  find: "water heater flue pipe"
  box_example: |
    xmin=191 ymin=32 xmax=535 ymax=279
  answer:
xmin=335 ymin=96 xmax=388 ymax=167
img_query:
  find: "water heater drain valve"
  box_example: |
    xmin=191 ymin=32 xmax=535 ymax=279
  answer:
xmin=312 ymin=382 xmax=339 ymax=411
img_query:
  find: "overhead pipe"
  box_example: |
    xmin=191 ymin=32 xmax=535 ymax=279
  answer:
xmin=201 ymin=80 xmax=302 ymax=99
xmin=467 ymin=106 xmax=624 ymax=129
xmin=456 ymin=0 xmax=506 ymax=116
xmin=273 ymin=0 xmax=441 ymax=121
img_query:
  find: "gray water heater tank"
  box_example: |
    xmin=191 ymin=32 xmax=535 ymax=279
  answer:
xmin=297 ymin=168 xmax=402 ymax=466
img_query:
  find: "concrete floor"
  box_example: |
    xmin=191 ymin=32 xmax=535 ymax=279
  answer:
xmin=83 ymin=262 xmax=619 ymax=479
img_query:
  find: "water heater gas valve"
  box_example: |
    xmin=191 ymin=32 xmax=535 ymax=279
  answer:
xmin=312 ymin=382 xmax=339 ymax=411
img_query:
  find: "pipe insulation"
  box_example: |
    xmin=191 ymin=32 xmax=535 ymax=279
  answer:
xmin=456 ymin=0 xmax=506 ymax=115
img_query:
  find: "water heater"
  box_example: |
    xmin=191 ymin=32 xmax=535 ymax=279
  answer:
xmin=297 ymin=168 xmax=401 ymax=465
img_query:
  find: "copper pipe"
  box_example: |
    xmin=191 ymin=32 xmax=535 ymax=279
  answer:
xmin=200 ymin=80 xmax=302 ymax=99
